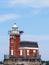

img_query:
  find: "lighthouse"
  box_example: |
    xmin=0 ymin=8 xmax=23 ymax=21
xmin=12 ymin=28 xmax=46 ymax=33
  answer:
xmin=4 ymin=23 xmax=42 ymax=65
xmin=9 ymin=23 xmax=23 ymax=58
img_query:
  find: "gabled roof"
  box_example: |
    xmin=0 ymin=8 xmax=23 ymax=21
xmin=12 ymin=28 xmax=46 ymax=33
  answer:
xmin=20 ymin=41 xmax=38 ymax=48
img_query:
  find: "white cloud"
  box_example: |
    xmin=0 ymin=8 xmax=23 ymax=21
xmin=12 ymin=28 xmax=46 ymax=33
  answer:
xmin=0 ymin=14 xmax=21 ymax=22
xmin=21 ymin=34 xmax=49 ymax=41
xmin=9 ymin=0 xmax=49 ymax=8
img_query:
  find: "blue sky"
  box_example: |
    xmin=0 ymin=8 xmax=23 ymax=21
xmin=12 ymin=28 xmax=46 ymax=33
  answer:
xmin=0 ymin=0 xmax=49 ymax=61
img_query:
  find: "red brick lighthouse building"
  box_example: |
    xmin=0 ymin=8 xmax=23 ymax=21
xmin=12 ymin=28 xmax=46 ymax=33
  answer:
xmin=9 ymin=23 xmax=38 ymax=58
xmin=4 ymin=23 xmax=42 ymax=65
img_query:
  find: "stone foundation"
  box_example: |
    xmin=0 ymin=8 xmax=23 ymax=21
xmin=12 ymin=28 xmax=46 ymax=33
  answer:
xmin=4 ymin=58 xmax=42 ymax=65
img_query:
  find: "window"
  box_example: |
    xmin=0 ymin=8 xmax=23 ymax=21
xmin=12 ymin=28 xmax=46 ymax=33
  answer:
xmin=11 ymin=50 xmax=13 ymax=55
xmin=33 ymin=50 xmax=36 ymax=53
xmin=33 ymin=50 xmax=36 ymax=57
xmin=10 ymin=39 xmax=14 ymax=43
xmin=20 ymin=50 xmax=22 ymax=56
xmin=27 ymin=50 xmax=29 ymax=55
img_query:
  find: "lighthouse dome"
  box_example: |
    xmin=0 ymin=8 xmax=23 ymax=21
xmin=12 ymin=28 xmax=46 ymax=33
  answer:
xmin=12 ymin=23 xmax=18 ymax=29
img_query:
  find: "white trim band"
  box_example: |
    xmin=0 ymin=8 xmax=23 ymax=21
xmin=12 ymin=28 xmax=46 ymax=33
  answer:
xmin=19 ymin=47 xmax=38 ymax=50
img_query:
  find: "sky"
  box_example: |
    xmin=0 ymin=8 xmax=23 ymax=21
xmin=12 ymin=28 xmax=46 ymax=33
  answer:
xmin=0 ymin=0 xmax=49 ymax=61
